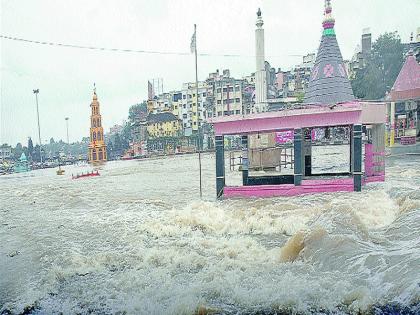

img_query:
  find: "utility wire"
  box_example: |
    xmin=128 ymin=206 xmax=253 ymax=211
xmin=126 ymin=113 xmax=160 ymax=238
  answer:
xmin=0 ymin=35 xmax=303 ymax=58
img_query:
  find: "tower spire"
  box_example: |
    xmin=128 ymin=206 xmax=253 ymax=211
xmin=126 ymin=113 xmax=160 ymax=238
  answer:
xmin=93 ymin=83 xmax=97 ymax=100
xmin=254 ymin=7 xmax=267 ymax=112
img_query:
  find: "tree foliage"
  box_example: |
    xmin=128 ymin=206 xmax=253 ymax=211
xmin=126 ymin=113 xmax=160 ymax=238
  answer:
xmin=351 ymin=32 xmax=405 ymax=100
xmin=128 ymin=102 xmax=147 ymax=123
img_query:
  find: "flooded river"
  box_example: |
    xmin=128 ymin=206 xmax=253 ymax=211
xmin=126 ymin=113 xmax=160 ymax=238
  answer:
xmin=1 ymin=150 xmax=419 ymax=314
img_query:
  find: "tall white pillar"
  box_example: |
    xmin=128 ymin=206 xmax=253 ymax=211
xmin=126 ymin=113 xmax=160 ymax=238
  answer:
xmin=255 ymin=8 xmax=267 ymax=113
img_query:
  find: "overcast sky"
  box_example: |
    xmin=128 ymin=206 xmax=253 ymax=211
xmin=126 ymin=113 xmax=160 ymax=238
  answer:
xmin=1 ymin=0 xmax=419 ymax=146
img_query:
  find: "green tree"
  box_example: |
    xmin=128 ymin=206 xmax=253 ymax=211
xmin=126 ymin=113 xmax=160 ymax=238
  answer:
xmin=27 ymin=137 xmax=34 ymax=159
xmin=13 ymin=143 xmax=23 ymax=159
xmin=128 ymin=102 xmax=147 ymax=123
xmin=296 ymin=91 xmax=305 ymax=103
xmin=351 ymin=32 xmax=405 ymax=100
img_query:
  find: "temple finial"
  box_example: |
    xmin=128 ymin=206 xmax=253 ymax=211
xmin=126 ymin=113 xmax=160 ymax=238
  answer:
xmin=322 ymin=0 xmax=335 ymax=35
xmin=93 ymin=83 xmax=97 ymax=100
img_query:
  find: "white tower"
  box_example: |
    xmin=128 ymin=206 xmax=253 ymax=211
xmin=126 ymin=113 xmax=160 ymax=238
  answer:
xmin=255 ymin=8 xmax=268 ymax=112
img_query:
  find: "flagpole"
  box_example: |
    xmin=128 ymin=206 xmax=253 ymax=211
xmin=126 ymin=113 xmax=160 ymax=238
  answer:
xmin=194 ymin=24 xmax=202 ymax=199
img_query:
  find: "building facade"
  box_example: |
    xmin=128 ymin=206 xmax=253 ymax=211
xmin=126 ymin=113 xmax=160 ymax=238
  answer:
xmin=147 ymin=112 xmax=182 ymax=138
xmin=0 ymin=144 xmax=12 ymax=161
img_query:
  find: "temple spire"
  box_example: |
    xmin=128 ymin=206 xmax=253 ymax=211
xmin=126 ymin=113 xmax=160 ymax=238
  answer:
xmin=303 ymin=0 xmax=355 ymax=105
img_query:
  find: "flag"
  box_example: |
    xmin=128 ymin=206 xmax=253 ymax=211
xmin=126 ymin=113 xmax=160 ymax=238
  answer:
xmin=147 ymin=81 xmax=154 ymax=100
xmin=190 ymin=26 xmax=196 ymax=53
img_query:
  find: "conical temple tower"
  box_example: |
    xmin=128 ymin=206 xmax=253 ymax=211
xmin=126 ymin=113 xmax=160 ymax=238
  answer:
xmin=304 ymin=0 xmax=355 ymax=105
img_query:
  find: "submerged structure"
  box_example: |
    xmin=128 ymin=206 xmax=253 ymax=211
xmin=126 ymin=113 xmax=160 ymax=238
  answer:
xmin=211 ymin=0 xmax=386 ymax=198
xmin=14 ymin=153 xmax=30 ymax=173
xmin=88 ymin=86 xmax=107 ymax=163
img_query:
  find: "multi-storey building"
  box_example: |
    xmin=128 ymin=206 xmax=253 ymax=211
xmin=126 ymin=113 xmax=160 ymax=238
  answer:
xmin=349 ymin=29 xmax=372 ymax=79
xmin=0 ymin=144 xmax=12 ymax=161
xmin=175 ymin=82 xmax=208 ymax=135
xmin=205 ymin=69 xmax=252 ymax=117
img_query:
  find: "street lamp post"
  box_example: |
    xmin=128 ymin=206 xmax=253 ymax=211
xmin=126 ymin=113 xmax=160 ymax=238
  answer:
xmin=33 ymin=89 xmax=43 ymax=165
xmin=65 ymin=117 xmax=70 ymax=144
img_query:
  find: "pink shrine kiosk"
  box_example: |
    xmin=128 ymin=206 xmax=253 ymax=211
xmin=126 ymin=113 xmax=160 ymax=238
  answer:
xmin=212 ymin=1 xmax=386 ymax=199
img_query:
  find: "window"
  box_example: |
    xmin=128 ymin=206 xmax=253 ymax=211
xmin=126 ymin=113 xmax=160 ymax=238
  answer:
xmin=183 ymin=95 xmax=186 ymax=99
xmin=235 ymin=98 xmax=240 ymax=103
xmin=93 ymin=132 xmax=97 ymax=141
xmin=202 ymin=93 xmax=206 ymax=97
xmin=235 ymin=85 xmax=240 ymax=91
xmin=216 ymin=88 xmax=221 ymax=93
xmin=183 ymin=104 xmax=186 ymax=109
xmin=193 ymin=122 xmax=197 ymax=125
xmin=228 ymin=86 xmax=234 ymax=92
xmin=223 ymin=87 xmax=227 ymax=92
xmin=217 ymin=100 xmax=221 ymax=104
xmin=235 ymin=110 xmax=241 ymax=114
xmin=188 ymin=94 xmax=192 ymax=99
xmin=193 ymin=94 xmax=196 ymax=97
xmin=217 ymin=111 xmax=222 ymax=116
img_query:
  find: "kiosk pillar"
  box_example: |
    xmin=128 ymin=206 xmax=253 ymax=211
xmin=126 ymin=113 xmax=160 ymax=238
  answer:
xmin=303 ymin=128 xmax=312 ymax=176
xmin=294 ymin=128 xmax=303 ymax=186
xmin=352 ymin=124 xmax=362 ymax=192
xmin=215 ymin=135 xmax=225 ymax=198
xmin=241 ymin=135 xmax=249 ymax=185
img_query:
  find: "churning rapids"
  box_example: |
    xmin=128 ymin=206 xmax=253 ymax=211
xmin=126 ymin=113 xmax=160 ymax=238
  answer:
xmin=1 ymin=149 xmax=419 ymax=314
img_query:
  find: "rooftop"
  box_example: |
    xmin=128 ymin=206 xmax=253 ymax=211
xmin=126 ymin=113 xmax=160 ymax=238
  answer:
xmin=390 ymin=52 xmax=420 ymax=101
xmin=147 ymin=112 xmax=180 ymax=124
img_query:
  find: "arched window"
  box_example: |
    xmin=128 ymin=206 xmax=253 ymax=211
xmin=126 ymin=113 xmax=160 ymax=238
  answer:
xmin=97 ymin=131 xmax=101 ymax=141
xmin=93 ymin=119 xmax=96 ymax=127
xmin=97 ymin=119 xmax=101 ymax=127
xmin=93 ymin=131 xmax=97 ymax=141
xmin=98 ymin=148 xmax=103 ymax=160
xmin=92 ymin=149 xmax=97 ymax=160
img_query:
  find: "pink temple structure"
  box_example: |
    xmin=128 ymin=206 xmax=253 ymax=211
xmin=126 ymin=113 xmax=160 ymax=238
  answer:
xmin=211 ymin=1 xmax=386 ymax=199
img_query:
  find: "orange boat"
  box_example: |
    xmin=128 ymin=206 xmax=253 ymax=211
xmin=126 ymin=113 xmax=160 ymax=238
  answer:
xmin=72 ymin=170 xmax=100 ymax=179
